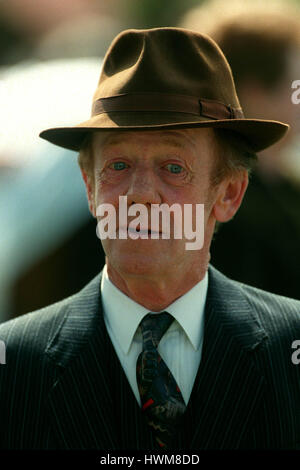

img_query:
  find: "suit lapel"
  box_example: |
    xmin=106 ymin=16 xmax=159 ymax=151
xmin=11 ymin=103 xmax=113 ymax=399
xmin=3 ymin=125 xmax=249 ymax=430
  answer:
xmin=46 ymin=273 xmax=119 ymax=449
xmin=45 ymin=265 xmax=268 ymax=450
xmin=45 ymin=272 xmax=155 ymax=450
xmin=181 ymin=266 xmax=268 ymax=449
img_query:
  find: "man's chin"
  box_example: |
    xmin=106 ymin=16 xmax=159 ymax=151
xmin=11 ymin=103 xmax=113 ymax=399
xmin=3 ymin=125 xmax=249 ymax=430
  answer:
xmin=103 ymin=239 xmax=185 ymax=276
xmin=102 ymin=238 xmax=174 ymax=256
xmin=119 ymin=255 xmax=162 ymax=274
xmin=107 ymin=251 xmax=167 ymax=278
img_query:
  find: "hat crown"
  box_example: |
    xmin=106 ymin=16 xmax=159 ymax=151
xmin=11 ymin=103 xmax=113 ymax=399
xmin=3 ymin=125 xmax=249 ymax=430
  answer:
xmin=39 ymin=27 xmax=289 ymax=153
xmin=93 ymin=27 xmax=241 ymax=108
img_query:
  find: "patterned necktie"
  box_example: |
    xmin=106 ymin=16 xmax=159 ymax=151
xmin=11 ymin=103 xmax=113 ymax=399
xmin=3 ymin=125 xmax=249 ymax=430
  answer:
xmin=136 ymin=312 xmax=186 ymax=449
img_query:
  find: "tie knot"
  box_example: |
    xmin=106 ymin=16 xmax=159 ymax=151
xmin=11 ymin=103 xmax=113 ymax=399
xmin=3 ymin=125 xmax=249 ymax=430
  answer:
xmin=139 ymin=311 xmax=174 ymax=349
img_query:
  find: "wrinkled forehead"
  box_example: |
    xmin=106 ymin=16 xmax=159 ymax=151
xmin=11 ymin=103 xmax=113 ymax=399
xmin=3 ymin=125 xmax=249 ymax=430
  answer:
xmin=90 ymin=127 xmax=217 ymax=153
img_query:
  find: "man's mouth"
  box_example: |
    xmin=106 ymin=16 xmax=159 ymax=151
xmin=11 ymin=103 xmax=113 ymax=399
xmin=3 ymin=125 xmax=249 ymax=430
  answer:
xmin=129 ymin=227 xmax=160 ymax=235
xmin=118 ymin=226 xmax=162 ymax=236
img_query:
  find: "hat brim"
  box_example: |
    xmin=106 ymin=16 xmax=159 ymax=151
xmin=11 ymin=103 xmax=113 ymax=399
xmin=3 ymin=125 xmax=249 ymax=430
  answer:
xmin=39 ymin=111 xmax=289 ymax=153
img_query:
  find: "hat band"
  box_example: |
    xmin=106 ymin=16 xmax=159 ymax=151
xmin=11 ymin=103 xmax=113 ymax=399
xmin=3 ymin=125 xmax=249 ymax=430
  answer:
xmin=92 ymin=93 xmax=244 ymax=120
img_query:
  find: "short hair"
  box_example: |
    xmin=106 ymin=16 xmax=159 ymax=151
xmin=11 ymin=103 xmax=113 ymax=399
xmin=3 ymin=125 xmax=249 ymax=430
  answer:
xmin=78 ymin=133 xmax=94 ymax=176
xmin=211 ymin=129 xmax=257 ymax=234
xmin=212 ymin=128 xmax=257 ymax=185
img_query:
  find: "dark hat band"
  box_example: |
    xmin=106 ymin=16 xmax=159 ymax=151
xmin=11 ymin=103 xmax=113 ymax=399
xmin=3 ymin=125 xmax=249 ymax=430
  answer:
xmin=92 ymin=93 xmax=244 ymax=121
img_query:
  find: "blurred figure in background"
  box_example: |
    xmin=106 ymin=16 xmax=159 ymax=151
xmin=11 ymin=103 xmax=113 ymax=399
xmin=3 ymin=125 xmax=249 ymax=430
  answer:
xmin=0 ymin=0 xmax=125 ymax=321
xmin=0 ymin=58 xmax=105 ymax=321
xmin=0 ymin=0 xmax=123 ymax=63
xmin=181 ymin=0 xmax=300 ymax=299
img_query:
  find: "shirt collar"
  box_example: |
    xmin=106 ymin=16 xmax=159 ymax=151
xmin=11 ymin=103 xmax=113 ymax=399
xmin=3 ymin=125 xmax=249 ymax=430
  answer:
xmin=165 ymin=272 xmax=208 ymax=351
xmin=101 ymin=264 xmax=208 ymax=354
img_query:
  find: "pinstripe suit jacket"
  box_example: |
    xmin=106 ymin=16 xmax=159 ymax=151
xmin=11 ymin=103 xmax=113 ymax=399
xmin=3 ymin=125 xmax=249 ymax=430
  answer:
xmin=0 ymin=265 xmax=299 ymax=450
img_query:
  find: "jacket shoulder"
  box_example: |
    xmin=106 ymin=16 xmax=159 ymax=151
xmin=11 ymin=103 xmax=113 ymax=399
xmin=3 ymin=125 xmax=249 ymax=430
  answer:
xmin=227 ymin=278 xmax=300 ymax=353
xmin=238 ymin=281 xmax=300 ymax=330
xmin=0 ymin=295 xmax=75 ymax=362
xmin=209 ymin=264 xmax=300 ymax=339
xmin=0 ymin=275 xmax=100 ymax=361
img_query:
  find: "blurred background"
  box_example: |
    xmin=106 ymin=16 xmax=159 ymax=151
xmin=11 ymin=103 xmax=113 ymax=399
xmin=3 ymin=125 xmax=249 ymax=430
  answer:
xmin=0 ymin=0 xmax=299 ymax=322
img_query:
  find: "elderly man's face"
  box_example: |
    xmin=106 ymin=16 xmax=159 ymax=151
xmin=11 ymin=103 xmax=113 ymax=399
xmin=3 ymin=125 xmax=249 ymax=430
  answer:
xmin=83 ymin=128 xmax=245 ymax=283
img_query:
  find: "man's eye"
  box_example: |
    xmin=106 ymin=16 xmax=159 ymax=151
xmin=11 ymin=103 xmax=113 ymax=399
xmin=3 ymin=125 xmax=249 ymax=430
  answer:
xmin=165 ymin=163 xmax=183 ymax=174
xmin=110 ymin=162 xmax=129 ymax=171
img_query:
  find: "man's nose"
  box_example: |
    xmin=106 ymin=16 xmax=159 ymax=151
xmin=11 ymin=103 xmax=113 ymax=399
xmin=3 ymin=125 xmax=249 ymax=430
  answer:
xmin=126 ymin=168 xmax=161 ymax=205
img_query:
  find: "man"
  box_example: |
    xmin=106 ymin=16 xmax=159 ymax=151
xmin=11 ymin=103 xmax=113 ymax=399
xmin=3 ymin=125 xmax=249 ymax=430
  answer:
xmin=0 ymin=27 xmax=299 ymax=450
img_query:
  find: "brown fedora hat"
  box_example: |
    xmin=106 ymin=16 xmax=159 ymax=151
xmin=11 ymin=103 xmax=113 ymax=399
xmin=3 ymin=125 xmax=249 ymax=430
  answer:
xmin=39 ymin=27 xmax=289 ymax=152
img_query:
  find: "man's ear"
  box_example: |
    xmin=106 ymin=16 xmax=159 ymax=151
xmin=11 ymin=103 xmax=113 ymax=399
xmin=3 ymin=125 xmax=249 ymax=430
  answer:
xmin=80 ymin=168 xmax=96 ymax=217
xmin=212 ymin=171 xmax=248 ymax=222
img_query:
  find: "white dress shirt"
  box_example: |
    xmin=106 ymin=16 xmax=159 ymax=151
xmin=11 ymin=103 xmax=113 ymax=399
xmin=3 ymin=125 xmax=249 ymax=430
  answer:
xmin=101 ymin=264 xmax=208 ymax=407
